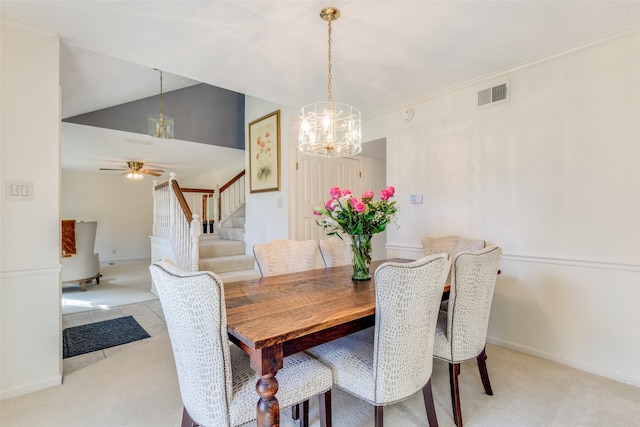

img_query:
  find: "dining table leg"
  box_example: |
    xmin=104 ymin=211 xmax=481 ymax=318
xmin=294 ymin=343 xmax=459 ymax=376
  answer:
xmin=250 ymin=344 xmax=284 ymax=427
xmin=256 ymin=373 xmax=280 ymax=426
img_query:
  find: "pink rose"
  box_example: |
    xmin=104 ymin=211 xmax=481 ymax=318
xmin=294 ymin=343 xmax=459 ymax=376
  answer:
xmin=342 ymin=188 xmax=352 ymax=197
xmin=325 ymin=199 xmax=335 ymax=211
xmin=380 ymin=186 xmax=395 ymax=201
xmin=329 ymin=186 xmax=342 ymax=199
xmin=350 ymin=198 xmax=366 ymax=213
xmin=313 ymin=209 xmax=322 ymax=216
xmin=361 ymin=190 xmax=374 ymax=202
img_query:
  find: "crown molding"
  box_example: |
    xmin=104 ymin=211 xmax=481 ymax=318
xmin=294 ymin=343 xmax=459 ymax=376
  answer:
xmin=1 ymin=18 xmax=58 ymax=39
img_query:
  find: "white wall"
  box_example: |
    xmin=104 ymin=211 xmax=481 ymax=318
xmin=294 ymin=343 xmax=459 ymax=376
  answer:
xmin=360 ymin=155 xmax=388 ymax=261
xmin=0 ymin=23 xmax=62 ymax=399
xmin=61 ymin=171 xmax=156 ymax=262
xmin=366 ymin=31 xmax=640 ymax=386
xmin=243 ymin=98 xmax=294 ymax=253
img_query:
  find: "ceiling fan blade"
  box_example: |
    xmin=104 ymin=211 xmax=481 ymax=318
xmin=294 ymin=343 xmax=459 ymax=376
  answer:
xmin=145 ymin=169 xmax=165 ymax=173
xmin=99 ymin=168 xmax=126 ymax=171
xmin=141 ymin=170 xmax=162 ymax=177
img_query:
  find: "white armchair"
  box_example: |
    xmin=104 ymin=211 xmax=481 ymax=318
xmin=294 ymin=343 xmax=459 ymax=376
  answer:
xmin=61 ymin=221 xmax=100 ymax=292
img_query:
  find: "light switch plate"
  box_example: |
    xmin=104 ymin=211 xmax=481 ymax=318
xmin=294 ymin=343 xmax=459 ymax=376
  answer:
xmin=5 ymin=180 xmax=33 ymax=201
xmin=410 ymin=194 xmax=423 ymax=204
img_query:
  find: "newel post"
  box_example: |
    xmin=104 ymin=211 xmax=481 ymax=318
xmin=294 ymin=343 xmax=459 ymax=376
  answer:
xmin=214 ymin=183 xmax=220 ymax=231
xmin=169 ymin=172 xmax=177 ymax=239
xmin=190 ymin=213 xmax=202 ymax=272
xmin=152 ymin=179 xmax=158 ymax=236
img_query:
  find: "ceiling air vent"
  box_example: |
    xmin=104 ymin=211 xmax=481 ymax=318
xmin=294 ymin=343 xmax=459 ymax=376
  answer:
xmin=477 ymin=82 xmax=509 ymax=107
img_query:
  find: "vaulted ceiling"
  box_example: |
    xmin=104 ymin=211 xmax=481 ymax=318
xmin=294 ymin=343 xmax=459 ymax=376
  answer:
xmin=2 ymin=1 xmax=639 ymax=178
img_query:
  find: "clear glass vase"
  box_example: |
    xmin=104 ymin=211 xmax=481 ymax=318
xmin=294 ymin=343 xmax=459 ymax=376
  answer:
xmin=350 ymin=234 xmax=372 ymax=281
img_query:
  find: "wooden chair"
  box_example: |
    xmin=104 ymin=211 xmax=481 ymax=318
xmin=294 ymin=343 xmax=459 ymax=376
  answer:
xmin=432 ymin=246 xmax=503 ymax=427
xmin=307 ymin=255 xmax=451 ymax=427
xmin=149 ymin=260 xmax=333 ymax=427
xmin=253 ymin=239 xmax=318 ymax=277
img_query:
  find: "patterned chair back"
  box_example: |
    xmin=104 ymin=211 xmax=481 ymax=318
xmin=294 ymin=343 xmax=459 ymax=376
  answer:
xmin=446 ymin=246 xmax=503 ymax=361
xmin=253 ymin=239 xmax=318 ymax=276
xmin=422 ymin=235 xmax=485 ymax=257
xmin=149 ymin=260 xmax=233 ymax=427
xmin=372 ymin=254 xmax=450 ymax=403
xmin=319 ymin=236 xmax=352 ymax=267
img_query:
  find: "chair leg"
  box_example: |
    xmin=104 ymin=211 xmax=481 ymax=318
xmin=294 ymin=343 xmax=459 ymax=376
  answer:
xmin=181 ymin=407 xmax=198 ymax=427
xmin=374 ymin=405 xmax=384 ymax=427
xmin=319 ymin=389 xmax=332 ymax=427
xmin=299 ymin=400 xmax=310 ymax=427
xmin=448 ymin=363 xmax=463 ymax=427
xmin=292 ymin=403 xmax=300 ymax=420
xmin=476 ymin=347 xmax=493 ymax=396
xmin=422 ymin=378 xmax=439 ymax=427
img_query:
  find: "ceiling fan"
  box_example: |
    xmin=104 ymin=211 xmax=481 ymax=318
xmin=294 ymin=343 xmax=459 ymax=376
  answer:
xmin=100 ymin=161 xmax=164 ymax=180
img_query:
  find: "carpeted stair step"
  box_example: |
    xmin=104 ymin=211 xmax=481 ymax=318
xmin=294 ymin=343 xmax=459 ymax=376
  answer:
xmin=231 ymin=216 xmax=245 ymax=227
xmin=199 ymin=238 xmax=246 ymax=258
xmin=199 ymin=254 xmax=256 ymax=274
xmin=217 ymin=227 xmax=244 ymax=241
xmin=216 ymin=269 xmax=262 ymax=283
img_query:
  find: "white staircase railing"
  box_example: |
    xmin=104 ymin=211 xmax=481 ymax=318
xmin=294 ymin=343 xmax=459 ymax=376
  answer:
xmin=152 ymin=173 xmax=201 ymax=271
xmin=216 ymin=170 xmax=246 ymax=231
xmin=152 ymin=170 xmax=245 ymax=271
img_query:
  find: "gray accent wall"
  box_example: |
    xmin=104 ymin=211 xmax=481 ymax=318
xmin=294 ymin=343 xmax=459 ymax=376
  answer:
xmin=64 ymin=83 xmax=245 ymax=150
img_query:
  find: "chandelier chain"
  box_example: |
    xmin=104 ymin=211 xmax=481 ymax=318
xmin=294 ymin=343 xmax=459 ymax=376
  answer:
xmin=158 ymin=69 xmax=164 ymax=117
xmin=327 ymin=18 xmax=332 ymax=104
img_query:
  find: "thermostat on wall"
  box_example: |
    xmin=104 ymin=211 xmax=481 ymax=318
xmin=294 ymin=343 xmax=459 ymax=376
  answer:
xmin=410 ymin=194 xmax=423 ymax=204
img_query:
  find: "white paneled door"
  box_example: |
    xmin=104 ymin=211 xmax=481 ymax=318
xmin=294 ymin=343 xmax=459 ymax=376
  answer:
xmin=295 ymin=152 xmax=362 ymax=241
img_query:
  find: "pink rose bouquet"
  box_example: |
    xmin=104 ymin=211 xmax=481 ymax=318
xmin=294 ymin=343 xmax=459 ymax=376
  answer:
xmin=314 ymin=185 xmax=398 ymax=237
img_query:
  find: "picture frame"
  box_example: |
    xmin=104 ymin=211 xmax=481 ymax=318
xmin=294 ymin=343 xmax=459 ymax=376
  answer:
xmin=248 ymin=109 xmax=281 ymax=193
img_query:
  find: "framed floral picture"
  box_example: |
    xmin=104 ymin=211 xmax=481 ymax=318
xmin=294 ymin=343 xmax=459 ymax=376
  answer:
xmin=248 ymin=110 xmax=281 ymax=193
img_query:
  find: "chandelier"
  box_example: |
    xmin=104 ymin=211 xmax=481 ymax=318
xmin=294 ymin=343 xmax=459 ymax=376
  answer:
xmin=148 ymin=69 xmax=174 ymax=139
xmin=298 ymin=7 xmax=361 ymax=157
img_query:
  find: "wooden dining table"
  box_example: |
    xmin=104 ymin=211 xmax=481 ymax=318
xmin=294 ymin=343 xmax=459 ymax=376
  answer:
xmin=224 ymin=257 xmax=450 ymax=427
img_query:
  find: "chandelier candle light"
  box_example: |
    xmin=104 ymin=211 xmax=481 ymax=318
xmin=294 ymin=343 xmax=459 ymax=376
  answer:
xmin=299 ymin=7 xmax=362 ymax=157
xmin=314 ymin=186 xmax=397 ymax=280
xmin=148 ymin=69 xmax=174 ymax=139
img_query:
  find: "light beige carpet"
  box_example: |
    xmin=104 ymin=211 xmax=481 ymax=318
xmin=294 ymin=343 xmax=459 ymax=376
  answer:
xmin=2 ymin=336 xmax=639 ymax=427
xmin=62 ymin=259 xmax=157 ymax=315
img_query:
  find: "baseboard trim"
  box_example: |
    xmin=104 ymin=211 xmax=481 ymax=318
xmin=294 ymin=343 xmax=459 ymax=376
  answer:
xmin=1 ymin=374 xmax=62 ymax=401
xmin=486 ymin=336 xmax=640 ymax=388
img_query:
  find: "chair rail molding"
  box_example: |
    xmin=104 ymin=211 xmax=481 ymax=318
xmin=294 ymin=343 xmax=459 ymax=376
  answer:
xmin=386 ymin=244 xmax=640 ymax=272
xmin=0 ymin=263 xmax=61 ymax=278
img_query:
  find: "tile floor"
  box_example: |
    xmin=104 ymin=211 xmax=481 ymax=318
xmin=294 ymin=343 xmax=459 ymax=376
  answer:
xmin=62 ymin=299 xmax=166 ymax=376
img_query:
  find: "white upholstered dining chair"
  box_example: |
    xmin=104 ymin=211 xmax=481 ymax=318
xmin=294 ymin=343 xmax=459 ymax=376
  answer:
xmin=422 ymin=235 xmax=486 ymax=310
xmin=319 ymin=236 xmax=352 ymax=267
xmin=421 ymin=235 xmax=486 ymax=257
xmin=149 ymin=260 xmax=333 ymax=427
xmin=307 ymin=254 xmax=451 ymax=427
xmin=432 ymin=245 xmax=503 ymax=427
xmin=253 ymin=239 xmax=318 ymax=277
